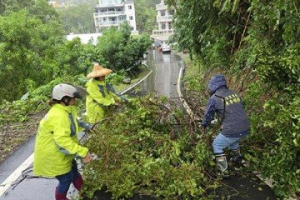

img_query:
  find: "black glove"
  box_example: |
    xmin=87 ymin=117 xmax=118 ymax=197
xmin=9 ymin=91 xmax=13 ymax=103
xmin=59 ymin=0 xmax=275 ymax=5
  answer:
xmin=84 ymin=124 xmax=92 ymax=132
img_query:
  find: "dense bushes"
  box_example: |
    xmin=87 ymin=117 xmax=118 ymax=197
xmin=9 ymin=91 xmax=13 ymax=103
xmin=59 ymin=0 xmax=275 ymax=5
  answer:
xmin=169 ymin=0 xmax=300 ymax=198
xmin=83 ymin=97 xmax=215 ymax=199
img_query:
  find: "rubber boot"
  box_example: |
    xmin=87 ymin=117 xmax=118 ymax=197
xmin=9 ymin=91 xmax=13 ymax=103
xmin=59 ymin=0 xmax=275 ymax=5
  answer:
xmin=215 ymin=153 xmax=230 ymax=179
xmin=55 ymin=187 xmax=70 ymax=200
xmin=73 ymin=173 xmax=83 ymax=191
xmin=230 ymin=148 xmax=243 ymax=164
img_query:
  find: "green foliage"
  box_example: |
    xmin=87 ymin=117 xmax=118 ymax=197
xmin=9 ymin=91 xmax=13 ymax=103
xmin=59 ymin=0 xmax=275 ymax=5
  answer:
xmin=0 ymin=0 xmax=35 ymax=15
xmin=57 ymin=2 xmax=97 ymax=34
xmin=54 ymin=39 xmax=96 ymax=77
xmin=170 ymin=0 xmax=300 ymax=198
xmin=257 ymin=44 xmax=300 ymax=92
xmin=0 ymin=76 xmax=83 ymax=126
xmin=95 ymin=24 xmax=152 ymax=75
xmin=106 ymin=72 xmax=127 ymax=86
xmin=0 ymin=99 xmax=44 ymax=124
xmin=83 ymin=97 xmax=215 ymax=199
xmin=245 ymin=93 xmax=300 ymax=197
xmin=135 ymin=0 xmax=159 ymax=34
xmin=0 ymin=9 xmax=65 ymax=101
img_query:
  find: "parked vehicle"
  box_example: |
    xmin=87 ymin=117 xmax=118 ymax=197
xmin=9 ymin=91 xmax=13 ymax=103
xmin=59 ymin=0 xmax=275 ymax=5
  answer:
xmin=162 ymin=42 xmax=171 ymax=53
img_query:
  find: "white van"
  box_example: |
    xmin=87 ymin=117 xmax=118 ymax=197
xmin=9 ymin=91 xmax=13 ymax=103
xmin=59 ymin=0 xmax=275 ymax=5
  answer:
xmin=162 ymin=42 xmax=171 ymax=53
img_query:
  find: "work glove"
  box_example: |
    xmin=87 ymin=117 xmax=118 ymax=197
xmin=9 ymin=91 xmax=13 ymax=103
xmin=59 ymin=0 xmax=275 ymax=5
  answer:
xmin=211 ymin=119 xmax=218 ymax=125
xmin=85 ymin=124 xmax=92 ymax=132
xmin=83 ymin=152 xmax=93 ymax=164
xmin=77 ymin=120 xmax=92 ymax=133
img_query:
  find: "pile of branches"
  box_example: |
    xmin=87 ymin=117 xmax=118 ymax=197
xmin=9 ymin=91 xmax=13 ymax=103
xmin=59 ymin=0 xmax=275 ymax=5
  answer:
xmin=82 ymin=96 xmax=218 ymax=199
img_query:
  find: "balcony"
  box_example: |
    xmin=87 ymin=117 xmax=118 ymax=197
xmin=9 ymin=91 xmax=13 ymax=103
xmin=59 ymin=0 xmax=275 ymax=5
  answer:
xmin=156 ymin=4 xmax=167 ymax=10
xmin=152 ymin=29 xmax=174 ymax=35
xmin=156 ymin=15 xmax=173 ymax=22
xmin=96 ymin=18 xmax=127 ymax=26
xmin=96 ymin=3 xmax=124 ymax=8
xmin=94 ymin=11 xmax=125 ymax=16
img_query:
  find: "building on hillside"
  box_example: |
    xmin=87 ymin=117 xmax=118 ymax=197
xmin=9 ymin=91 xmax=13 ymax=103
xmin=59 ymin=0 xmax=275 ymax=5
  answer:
xmin=94 ymin=0 xmax=138 ymax=35
xmin=151 ymin=0 xmax=175 ymax=43
xmin=48 ymin=0 xmax=72 ymax=8
xmin=48 ymin=1 xmax=60 ymax=8
xmin=66 ymin=33 xmax=103 ymax=45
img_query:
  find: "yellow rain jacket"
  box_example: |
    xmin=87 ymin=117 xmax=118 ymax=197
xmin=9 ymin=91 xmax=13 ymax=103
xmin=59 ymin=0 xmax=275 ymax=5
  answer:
xmin=85 ymin=79 xmax=119 ymax=123
xmin=33 ymin=104 xmax=88 ymax=177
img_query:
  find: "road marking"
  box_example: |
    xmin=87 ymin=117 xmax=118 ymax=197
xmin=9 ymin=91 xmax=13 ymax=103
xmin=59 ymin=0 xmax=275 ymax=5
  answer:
xmin=176 ymin=65 xmax=199 ymax=121
xmin=0 ymin=153 xmax=34 ymax=197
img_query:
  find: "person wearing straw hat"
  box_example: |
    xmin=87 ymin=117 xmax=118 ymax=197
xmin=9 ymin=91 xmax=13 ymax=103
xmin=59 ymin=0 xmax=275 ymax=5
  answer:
xmin=85 ymin=63 xmax=121 ymax=123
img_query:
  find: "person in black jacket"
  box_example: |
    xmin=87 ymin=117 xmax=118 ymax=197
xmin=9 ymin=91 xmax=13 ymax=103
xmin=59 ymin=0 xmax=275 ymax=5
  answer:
xmin=201 ymin=74 xmax=250 ymax=177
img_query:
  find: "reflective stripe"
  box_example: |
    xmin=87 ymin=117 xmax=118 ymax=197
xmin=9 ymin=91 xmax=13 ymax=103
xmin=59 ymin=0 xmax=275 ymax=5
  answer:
xmin=68 ymin=114 xmax=76 ymax=137
xmin=225 ymin=94 xmax=241 ymax=106
xmin=98 ymin=85 xmax=105 ymax=97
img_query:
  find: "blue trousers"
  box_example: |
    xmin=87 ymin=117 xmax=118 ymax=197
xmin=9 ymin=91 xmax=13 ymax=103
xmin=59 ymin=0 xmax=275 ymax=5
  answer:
xmin=212 ymin=133 xmax=245 ymax=154
xmin=55 ymin=160 xmax=80 ymax=194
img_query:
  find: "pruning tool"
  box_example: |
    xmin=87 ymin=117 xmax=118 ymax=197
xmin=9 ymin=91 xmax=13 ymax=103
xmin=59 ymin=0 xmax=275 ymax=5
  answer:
xmin=106 ymin=84 xmax=130 ymax=102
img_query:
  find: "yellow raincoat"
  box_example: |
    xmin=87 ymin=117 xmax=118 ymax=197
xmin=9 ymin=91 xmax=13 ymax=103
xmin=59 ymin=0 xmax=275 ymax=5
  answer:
xmin=33 ymin=104 xmax=88 ymax=177
xmin=85 ymin=79 xmax=120 ymax=123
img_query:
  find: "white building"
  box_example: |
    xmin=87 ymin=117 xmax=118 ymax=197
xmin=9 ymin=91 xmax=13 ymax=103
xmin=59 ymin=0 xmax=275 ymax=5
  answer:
xmin=151 ymin=0 xmax=175 ymax=42
xmin=94 ymin=0 xmax=138 ymax=34
xmin=66 ymin=33 xmax=103 ymax=45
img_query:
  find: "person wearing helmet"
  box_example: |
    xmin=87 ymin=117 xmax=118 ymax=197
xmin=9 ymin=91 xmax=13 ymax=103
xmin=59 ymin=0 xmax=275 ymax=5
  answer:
xmin=85 ymin=63 xmax=121 ymax=123
xmin=33 ymin=83 xmax=93 ymax=200
xmin=200 ymin=74 xmax=250 ymax=178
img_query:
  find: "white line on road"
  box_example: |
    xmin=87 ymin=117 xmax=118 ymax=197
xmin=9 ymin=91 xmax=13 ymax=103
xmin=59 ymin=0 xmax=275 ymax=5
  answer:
xmin=0 ymin=153 xmax=34 ymax=197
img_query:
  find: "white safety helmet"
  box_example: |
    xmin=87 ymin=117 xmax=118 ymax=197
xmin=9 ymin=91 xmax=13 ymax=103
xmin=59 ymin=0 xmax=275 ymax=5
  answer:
xmin=51 ymin=83 xmax=85 ymax=100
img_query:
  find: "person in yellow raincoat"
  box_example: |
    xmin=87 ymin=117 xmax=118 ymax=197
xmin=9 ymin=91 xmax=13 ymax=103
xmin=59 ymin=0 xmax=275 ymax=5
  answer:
xmin=33 ymin=83 xmax=93 ymax=200
xmin=85 ymin=63 xmax=121 ymax=123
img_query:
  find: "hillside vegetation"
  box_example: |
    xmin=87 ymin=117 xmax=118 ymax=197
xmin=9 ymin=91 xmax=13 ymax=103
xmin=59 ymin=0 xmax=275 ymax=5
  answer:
xmin=167 ymin=0 xmax=299 ymax=198
xmin=0 ymin=0 xmax=151 ymax=162
xmin=0 ymin=0 xmax=298 ymax=199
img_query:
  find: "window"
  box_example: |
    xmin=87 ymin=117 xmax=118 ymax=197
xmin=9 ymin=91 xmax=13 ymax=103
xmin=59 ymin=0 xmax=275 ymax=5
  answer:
xmin=129 ymin=16 xmax=133 ymax=20
xmin=169 ymin=10 xmax=174 ymax=15
xmin=128 ymin=5 xmax=132 ymax=9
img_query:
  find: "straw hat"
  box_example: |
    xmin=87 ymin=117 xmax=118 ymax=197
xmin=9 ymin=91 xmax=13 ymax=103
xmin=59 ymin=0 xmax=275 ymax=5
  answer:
xmin=87 ymin=63 xmax=112 ymax=79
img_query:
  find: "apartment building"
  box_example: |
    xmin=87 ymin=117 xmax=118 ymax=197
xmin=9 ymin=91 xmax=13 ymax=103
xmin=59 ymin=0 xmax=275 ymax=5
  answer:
xmin=94 ymin=0 xmax=138 ymax=34
xmin=152 ymin=0 xmax=175 ymax=40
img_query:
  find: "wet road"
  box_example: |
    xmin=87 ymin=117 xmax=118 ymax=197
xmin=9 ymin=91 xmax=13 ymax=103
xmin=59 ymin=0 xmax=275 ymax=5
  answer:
xmin=0 ymin=50 xmax=183 ymax=200
xmin=132 ymin=50 xmax=183 ymax=100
